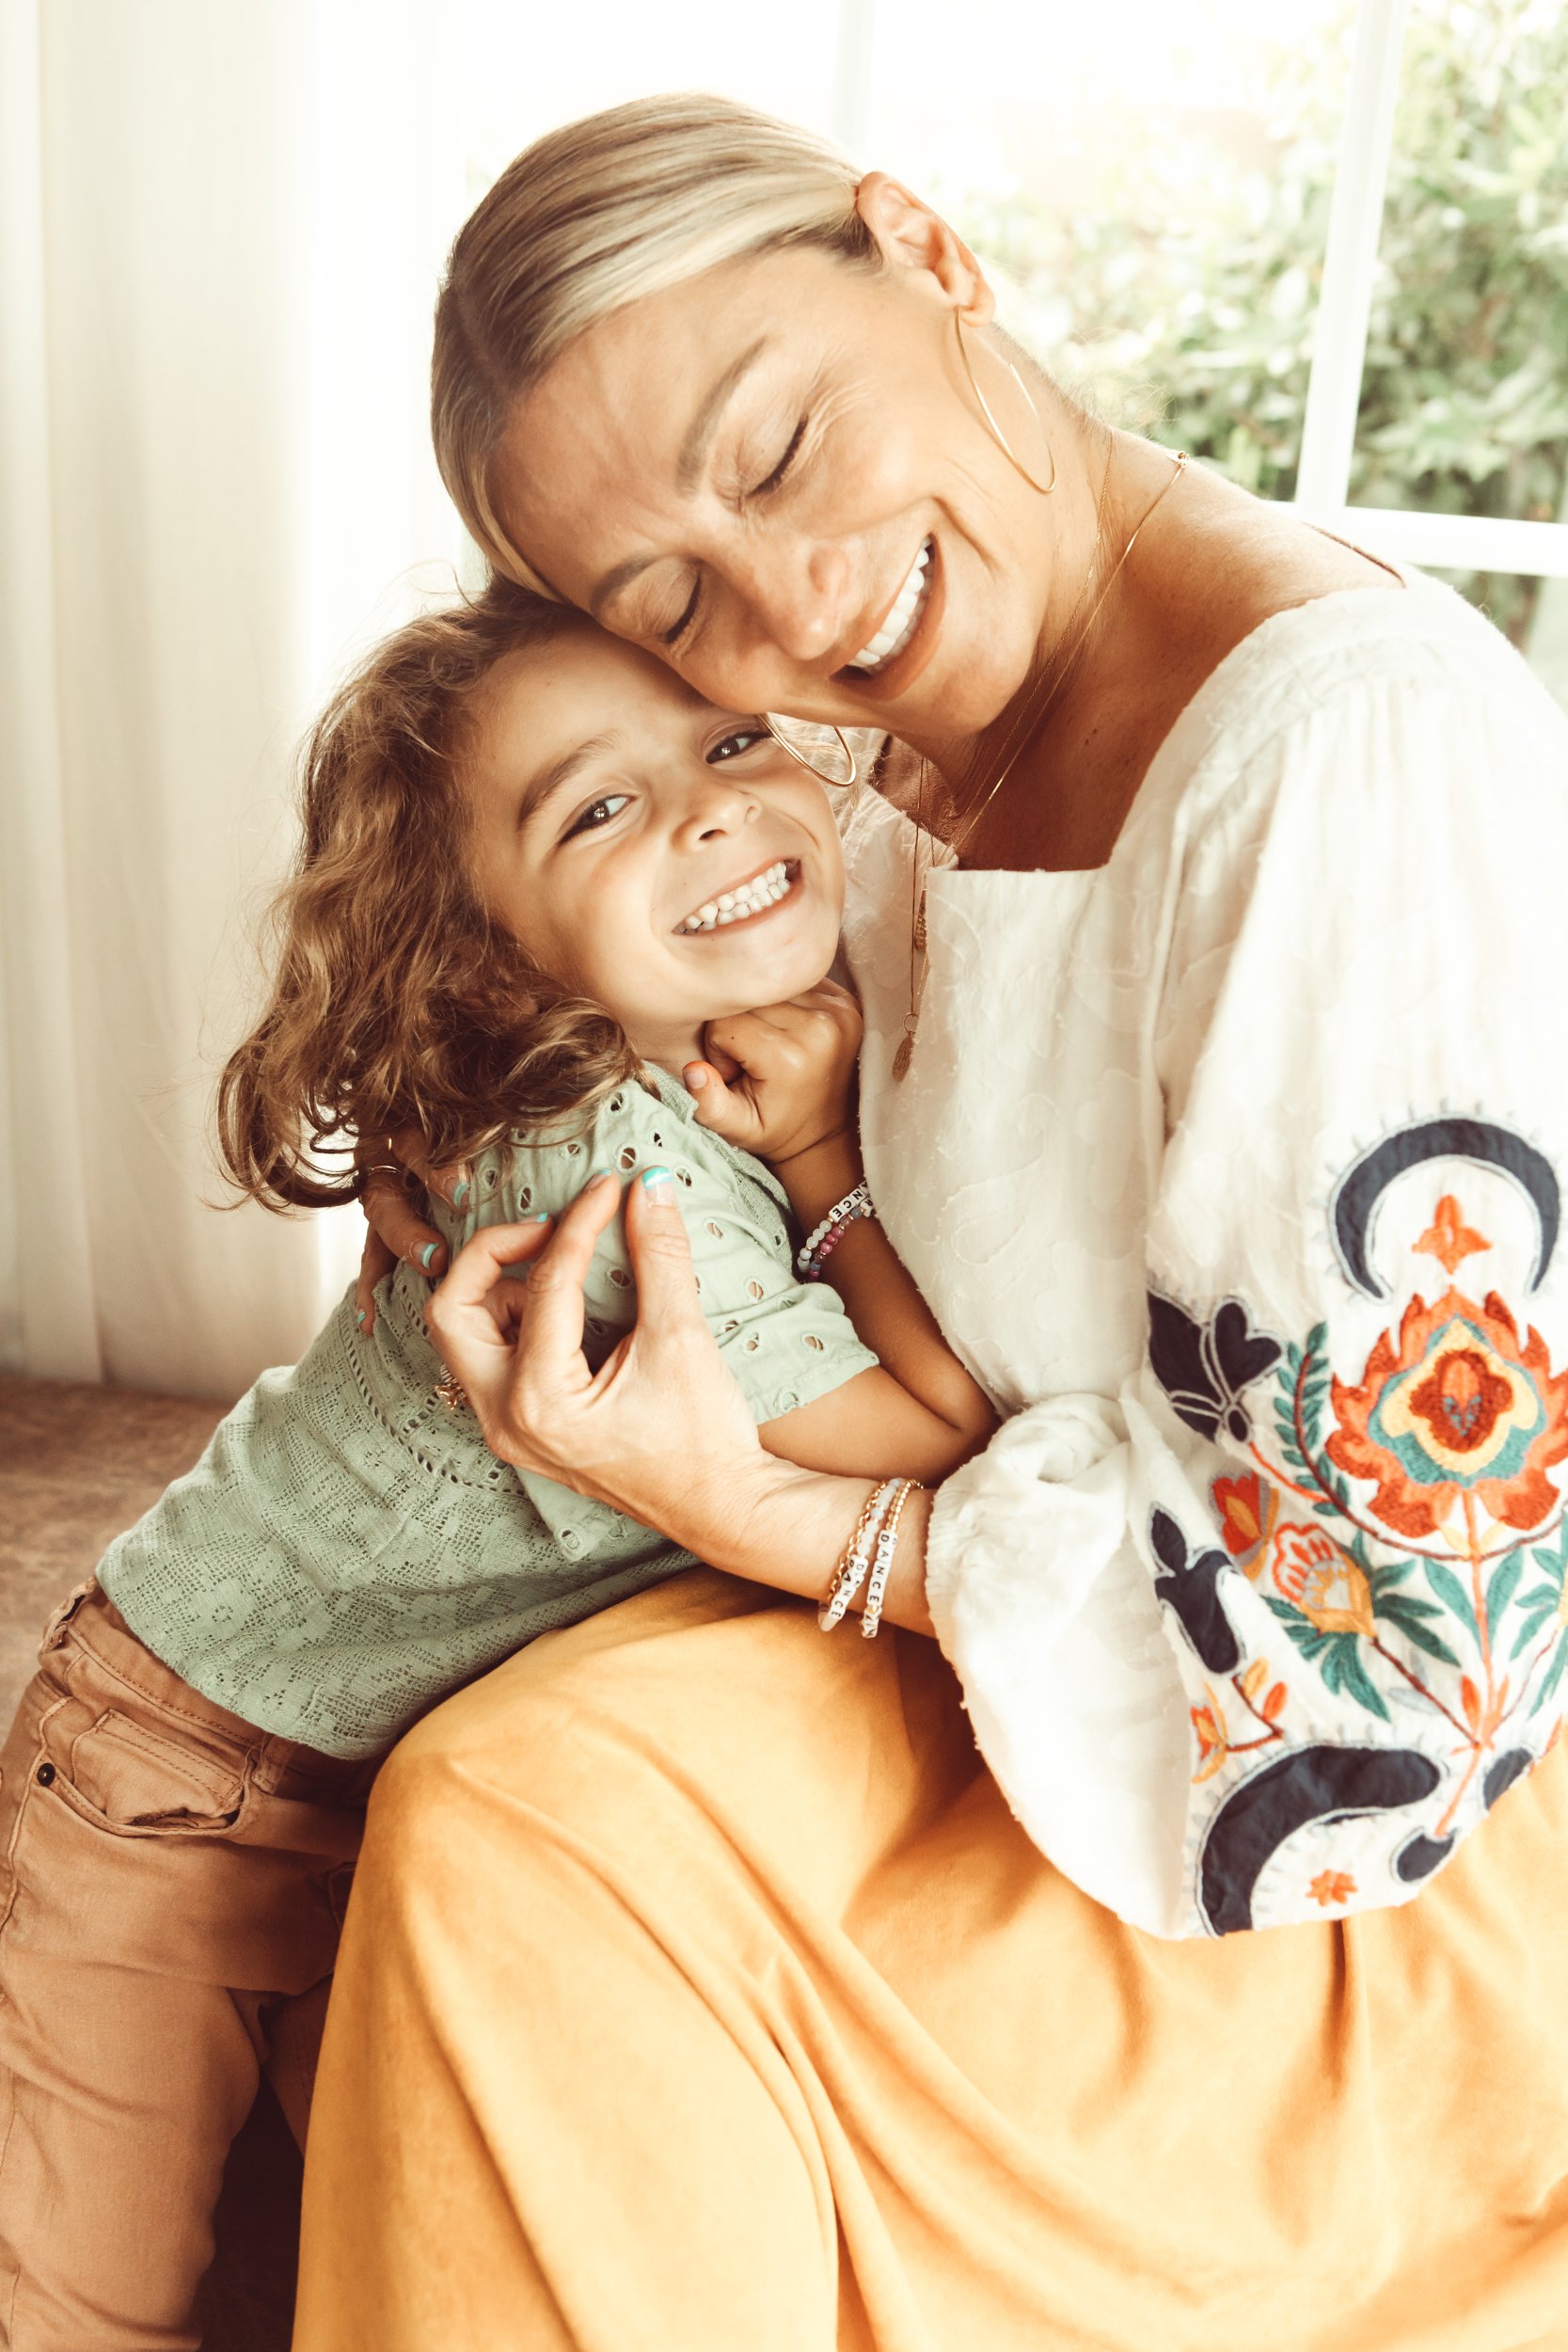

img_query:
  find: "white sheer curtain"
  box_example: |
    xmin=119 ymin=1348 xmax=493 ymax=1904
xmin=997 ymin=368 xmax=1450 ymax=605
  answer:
xmin=0 ymin=0 xmax=466 ymax=1399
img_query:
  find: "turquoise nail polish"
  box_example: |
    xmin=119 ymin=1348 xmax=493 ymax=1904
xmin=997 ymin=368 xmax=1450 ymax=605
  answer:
xmin=420 ymin=1241 xmax=439 ymax=1271
xmin=588 ymin=1167 xmax=616 ymax=1184
xmin=529 ymin=1211 xmax=550 ymax=1223
xmin=451 ymin=1177 xmax=470 ymax=1211
xmin=354 ymin=1307 xmax=367 ymax=1328
xmin=641 ymin=1166 xmax=673 ymax=1192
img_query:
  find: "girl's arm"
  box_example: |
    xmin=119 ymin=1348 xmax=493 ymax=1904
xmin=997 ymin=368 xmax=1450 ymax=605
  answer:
xmin=688 ymin=986 xmax=997 ymax=1484
xmin=756 ymin=1126 xmax=995 ymax=1481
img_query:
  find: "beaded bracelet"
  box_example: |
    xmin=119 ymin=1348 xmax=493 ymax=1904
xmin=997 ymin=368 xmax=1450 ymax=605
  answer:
xmin=860 ymin=1479 xmax=921 ymax=1640
xmin=818 ymin=1478 xmax=902 ymax=1631
xmin=797 ymin=1180 xmax=877 ymax=1282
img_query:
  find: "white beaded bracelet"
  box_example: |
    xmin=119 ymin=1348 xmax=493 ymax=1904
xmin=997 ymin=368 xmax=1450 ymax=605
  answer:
xmin=818 ymin=1478 xmax=902 ymax=1631
xmin=796 ymin=1180 xmax=875 ymax=1281
xmin=860 ymin=1479 xmax=920 ymax=1640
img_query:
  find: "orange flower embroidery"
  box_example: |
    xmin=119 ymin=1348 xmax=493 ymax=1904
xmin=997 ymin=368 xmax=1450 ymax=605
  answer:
xmin=1271 ymin=1524 xmax=1376 ymax=1637
xmin=1308 ymin=1869 xmax=1357 ymax=1907
xmin=1328 ymin=1288 xmax=1568 ymax=1540
xmin=1190 ymin=1694 xmax=1228 ymax=1783
xmin=1212 ymin=1470 xmax=1277 ymax=1575
xmin=1415 ymin=1194 xmax=1490 ymax=1278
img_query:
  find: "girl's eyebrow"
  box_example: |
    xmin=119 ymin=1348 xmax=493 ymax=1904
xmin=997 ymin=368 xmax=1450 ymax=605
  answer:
xmin=516 ymin=731 xmax=620 ymax=828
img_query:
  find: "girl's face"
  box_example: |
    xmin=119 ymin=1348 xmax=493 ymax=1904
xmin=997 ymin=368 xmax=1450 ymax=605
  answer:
xmin=488 ymin=183 xmax=1055 ymax=761
xmin=463 ymin=622 xmax=847 ymax=1072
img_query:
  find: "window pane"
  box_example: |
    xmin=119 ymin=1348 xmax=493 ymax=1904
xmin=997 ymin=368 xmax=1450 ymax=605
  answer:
xmin=863 ymin=0 xmax=1352 ymax=500
xmin=1349 ymin=0 xmax=1568 ymax=536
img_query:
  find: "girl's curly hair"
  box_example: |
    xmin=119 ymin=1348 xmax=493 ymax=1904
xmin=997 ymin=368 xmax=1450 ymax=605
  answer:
xmin=217 ymin=579 xmax=641 ymax=1213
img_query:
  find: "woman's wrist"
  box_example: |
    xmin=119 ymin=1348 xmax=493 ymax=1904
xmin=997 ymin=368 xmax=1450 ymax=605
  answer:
xmin=721 ymin=1454 xmax=935 ymax=1638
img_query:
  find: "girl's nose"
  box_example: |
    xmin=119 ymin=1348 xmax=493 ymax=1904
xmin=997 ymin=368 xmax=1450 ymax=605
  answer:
xmin=673 ymin=769 xmax=758 ymax=848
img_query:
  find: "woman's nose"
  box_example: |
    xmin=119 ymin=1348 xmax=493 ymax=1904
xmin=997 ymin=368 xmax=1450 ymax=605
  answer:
xmin=730 ymin=535 xmax=853 ymax=666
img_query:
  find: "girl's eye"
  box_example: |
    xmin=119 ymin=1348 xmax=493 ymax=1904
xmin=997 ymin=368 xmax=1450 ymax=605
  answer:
xmin=750 ymin=416 xmax=808 ymax=500
xmin=707 ymin=727 xmax=771 ymax=765
xmin=562 ymin=792 xmax=631 ymax=841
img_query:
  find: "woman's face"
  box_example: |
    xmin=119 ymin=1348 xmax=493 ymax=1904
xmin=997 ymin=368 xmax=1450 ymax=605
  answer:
xmin=462 ymin=622 xmax=847 ymax=1073
xmin=490 ymin=185 xmax=1056 ymax=755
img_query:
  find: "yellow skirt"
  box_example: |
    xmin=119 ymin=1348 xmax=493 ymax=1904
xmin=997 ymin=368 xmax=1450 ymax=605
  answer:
xmin=293 ymin=1572 xmax=1568 ymax=2352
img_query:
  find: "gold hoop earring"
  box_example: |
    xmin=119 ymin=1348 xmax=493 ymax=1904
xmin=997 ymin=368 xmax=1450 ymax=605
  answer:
xmin=766 ymin=719 xmax=860 ymax=789
xmin=953 ymin=311 xmax=1056 ymax=496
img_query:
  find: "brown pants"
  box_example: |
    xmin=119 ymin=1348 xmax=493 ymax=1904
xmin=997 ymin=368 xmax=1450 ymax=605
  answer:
xmin=0 ymin=1582 xmax=375 ymax=2350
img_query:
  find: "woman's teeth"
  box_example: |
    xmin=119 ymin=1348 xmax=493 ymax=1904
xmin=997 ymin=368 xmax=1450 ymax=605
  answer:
xmin=849 ymin=540 xmax=932 ymax=675
xmin=677 ymin=860 xmax=794 ymax=934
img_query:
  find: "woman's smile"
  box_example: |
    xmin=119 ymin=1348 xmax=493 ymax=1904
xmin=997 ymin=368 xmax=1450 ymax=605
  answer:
xmin=835 ymin=534 xmax=944 ymax=703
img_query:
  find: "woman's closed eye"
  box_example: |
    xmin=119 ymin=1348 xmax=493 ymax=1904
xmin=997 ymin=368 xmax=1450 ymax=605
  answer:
xmin=657 ymin=418 xmax=810 ymax=648
xmin=561 ymin=791 xmax=632 ymax=841
xmin=748 ymin=416 xmax=808 ymax=501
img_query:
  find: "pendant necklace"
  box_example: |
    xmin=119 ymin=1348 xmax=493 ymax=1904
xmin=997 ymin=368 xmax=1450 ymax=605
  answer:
xmin=891 ymin=446 xmax=1187 ymax=1082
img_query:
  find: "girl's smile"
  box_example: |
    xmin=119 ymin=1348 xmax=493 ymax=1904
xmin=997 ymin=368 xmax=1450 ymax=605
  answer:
xmin=461 ymin=619 xmax=847 ymax=1073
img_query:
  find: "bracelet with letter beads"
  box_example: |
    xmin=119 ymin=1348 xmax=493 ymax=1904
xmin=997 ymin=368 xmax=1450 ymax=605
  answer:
xmin=860 ymin=1479 xmax=922 ymax=1640
xmin=802 ymin=1200 xmax=876 ymax=1282
xmin=795 ymin=1180 xmax=873 ymax=1279
xmin=818 ymin=1478 xmax=902 ymax=1631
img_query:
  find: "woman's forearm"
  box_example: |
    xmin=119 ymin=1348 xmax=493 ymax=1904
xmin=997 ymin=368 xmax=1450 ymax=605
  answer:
xmin=721 ymin=1458 xmax=937 ymax=1638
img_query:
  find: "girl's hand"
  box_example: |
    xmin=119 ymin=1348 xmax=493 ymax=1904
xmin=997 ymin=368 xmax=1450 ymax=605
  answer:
xmin=353 ymin=1129 xmax=470 ymax=1335
xmin=682 ymin=980 xmax=863 ymax=1165
xmin=424 ymin=1169 xmax=767 ymax=1545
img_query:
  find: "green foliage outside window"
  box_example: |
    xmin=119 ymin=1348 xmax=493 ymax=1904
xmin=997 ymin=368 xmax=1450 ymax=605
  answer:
xmin=962 ymin=0 xmax=1568 ymax=644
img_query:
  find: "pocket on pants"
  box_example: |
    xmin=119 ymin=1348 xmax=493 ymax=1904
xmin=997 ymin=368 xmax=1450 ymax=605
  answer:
xmin=58 ymin=1709 xmax=247 ymax=1837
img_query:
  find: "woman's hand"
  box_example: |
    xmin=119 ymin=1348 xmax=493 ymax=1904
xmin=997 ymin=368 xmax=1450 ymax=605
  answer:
xmin=682 ymin=980 xmax=862 ymax=1165
xmin=425 ymin=1168 xmax=768 ymax=1548
xmin=353 ymin=1129 xmax=470 ymax=1335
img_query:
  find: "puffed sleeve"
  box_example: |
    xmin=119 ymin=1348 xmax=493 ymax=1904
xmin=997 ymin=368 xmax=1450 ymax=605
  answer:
xmin=926 ymin=635 xmax=1568 ymax=1936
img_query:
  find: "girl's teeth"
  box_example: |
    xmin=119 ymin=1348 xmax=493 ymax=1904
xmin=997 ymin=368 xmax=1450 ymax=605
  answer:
xmin=678 ymin=862 xmax=793 ymax=932
xmin=850 ymin=542 xmax=931 ymax=674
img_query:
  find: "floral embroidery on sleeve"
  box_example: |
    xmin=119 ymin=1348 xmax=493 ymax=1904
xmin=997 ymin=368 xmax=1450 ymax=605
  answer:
xmin=1146 ymin=1119 xmax=1568 ymax=1935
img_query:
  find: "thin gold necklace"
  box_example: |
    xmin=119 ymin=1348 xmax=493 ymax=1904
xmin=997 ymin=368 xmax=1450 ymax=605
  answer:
xmin=891 ymin=447 xmax=1187 ymax=1081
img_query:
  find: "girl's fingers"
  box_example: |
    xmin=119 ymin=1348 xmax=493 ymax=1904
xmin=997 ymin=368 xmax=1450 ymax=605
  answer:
xmin=682 ymin=1062 xmax=765 ymax=1147
xmin=360 ymin=1167 xmax=448 ymax=1279
xmin=354 ymin=1125 xmax=471 ymax=1211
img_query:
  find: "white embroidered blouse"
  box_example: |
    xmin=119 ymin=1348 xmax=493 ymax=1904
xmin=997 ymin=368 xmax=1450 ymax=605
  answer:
xmin=838 ymin=569 xmax=1568 ymax=1939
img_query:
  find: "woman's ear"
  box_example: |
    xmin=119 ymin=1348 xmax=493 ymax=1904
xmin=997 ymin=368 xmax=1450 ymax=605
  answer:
xmin=854 ymin=171 xmax=997 ymax=326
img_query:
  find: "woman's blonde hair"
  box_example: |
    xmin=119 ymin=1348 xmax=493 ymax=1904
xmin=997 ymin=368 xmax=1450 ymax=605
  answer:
xmin=217 ymin=581 xmax=640 ymax=1213
xmin=432 ymin=93 xmax=875 ymax=579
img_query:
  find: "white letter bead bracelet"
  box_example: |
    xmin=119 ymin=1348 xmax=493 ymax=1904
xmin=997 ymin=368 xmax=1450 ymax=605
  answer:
xmin=797 ymin=1181 xmax=877 ymax=1280
xmin=819 ymin=1477 xmax=923 ymax=1639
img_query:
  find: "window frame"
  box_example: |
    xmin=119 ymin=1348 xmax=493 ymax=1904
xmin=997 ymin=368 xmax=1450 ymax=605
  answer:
xmin=832 ymin=0 xmax=1568 ymax=581
xmin=1291 ymin=0 xmax=1568 ymax=577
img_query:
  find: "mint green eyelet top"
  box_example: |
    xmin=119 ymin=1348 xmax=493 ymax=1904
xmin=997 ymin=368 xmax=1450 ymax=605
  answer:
xmin=98 ymin=1070 xmax=875 ymax=1757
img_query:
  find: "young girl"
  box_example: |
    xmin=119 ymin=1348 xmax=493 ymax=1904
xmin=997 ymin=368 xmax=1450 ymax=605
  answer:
xmin=0 ymin=580 xmax=994 ymax=2345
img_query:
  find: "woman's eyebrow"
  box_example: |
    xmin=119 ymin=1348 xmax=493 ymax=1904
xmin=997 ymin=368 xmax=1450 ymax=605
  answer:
xmin=516 ymin=731 xmax=620 ymax=828
xmin=587 ymin=337 xmax=772 ymax=619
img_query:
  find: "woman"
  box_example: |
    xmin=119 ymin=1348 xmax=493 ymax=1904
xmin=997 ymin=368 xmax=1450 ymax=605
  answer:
xmin=294 ymin=95 xmax=1568 ymax=2347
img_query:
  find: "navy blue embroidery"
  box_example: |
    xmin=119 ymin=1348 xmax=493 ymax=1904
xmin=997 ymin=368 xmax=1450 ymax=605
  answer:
xmin=1149 ymin=1506 xmax=1240 ymax=1674
xmin=1332 ymin=1118 xmax=1560 ymax=1298
xmin=1197 ymin=1746 xmax=1441 ymax=1935
xmin=1148 ymin=1294 xmax=1281 ymax=1445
